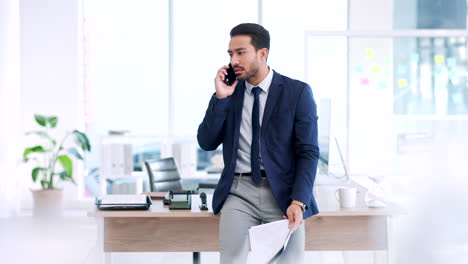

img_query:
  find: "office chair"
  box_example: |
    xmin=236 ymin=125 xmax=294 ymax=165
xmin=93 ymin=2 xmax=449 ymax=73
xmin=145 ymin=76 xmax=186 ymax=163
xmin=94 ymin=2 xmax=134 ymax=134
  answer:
xmin=144 ymin=158 xmax=218 ymax=194
xmin=144 ymin=157 xmax=184 ymax=192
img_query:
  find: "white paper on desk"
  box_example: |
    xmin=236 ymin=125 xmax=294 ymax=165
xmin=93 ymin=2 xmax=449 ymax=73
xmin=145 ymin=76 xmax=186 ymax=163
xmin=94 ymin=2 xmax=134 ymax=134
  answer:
xmin=247 ymin=219 xmax=292 ymax=264
xmin=100 ymin=194 xmax=147 ymax=204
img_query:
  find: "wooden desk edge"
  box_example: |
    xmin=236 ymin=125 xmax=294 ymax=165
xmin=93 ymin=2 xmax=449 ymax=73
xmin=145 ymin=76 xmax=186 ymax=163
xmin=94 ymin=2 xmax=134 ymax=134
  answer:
xmin=88 ymin=204 xmax=406 ymax=217
xmin=87 ymin=211 xmax=218 ymax=217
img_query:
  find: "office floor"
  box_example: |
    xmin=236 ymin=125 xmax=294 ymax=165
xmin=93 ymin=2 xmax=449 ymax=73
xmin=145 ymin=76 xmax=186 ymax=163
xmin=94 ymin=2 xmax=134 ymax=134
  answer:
xmin=0 ymin=209 xmax=389 ymax=264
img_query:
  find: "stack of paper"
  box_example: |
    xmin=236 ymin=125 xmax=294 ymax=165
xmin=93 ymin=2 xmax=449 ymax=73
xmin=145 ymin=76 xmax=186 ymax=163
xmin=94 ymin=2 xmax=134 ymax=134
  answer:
xmin=247 ymin=219 xmax=293 ymax=264
xmin=100 ymin=194 xmax=147 ymax=204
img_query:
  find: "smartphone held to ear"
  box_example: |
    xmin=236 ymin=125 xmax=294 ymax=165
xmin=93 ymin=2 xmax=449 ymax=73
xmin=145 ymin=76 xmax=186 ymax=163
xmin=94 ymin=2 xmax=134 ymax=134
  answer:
xmin=224 ymin=63 xmax=237 ymax=86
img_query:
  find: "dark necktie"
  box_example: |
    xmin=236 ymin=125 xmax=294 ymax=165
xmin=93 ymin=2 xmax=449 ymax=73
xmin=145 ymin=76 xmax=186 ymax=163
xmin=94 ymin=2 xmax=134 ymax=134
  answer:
xmin=251 ymin=86 xmax=262 ymax=185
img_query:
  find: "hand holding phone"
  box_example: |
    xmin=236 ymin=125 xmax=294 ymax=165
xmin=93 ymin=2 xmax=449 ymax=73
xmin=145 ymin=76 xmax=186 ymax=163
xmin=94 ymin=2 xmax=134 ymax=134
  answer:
xmin=224 ymin=63 xmax=237 ymax=86
xmin=214 ymin=64 xmax=238 ymax=99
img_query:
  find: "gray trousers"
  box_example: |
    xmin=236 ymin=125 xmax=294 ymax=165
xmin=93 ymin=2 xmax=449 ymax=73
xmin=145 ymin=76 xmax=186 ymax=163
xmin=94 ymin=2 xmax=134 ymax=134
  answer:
xmin=219 ymin=175 xmax=305 ymax=264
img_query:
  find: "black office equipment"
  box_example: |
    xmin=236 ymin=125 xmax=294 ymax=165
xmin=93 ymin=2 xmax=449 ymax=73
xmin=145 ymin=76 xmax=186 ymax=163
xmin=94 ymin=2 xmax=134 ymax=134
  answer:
xmin=199 ymin=192 xmax=208 ymax=210
xmin=166 ymin=190 xmax=192 ymax=210
xmin=95 ymin=195 xmax=152 ymax=210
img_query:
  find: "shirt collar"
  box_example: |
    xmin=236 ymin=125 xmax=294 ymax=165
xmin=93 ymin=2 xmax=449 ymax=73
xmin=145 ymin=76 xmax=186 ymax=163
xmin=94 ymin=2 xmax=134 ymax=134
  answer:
xmin=246 ymin=67 xmax=273 ymax=95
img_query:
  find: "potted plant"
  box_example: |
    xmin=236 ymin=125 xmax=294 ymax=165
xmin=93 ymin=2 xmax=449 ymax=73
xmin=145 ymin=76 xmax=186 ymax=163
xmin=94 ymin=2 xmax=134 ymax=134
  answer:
xmin=22 ymin=114 xmax=91 ymax=217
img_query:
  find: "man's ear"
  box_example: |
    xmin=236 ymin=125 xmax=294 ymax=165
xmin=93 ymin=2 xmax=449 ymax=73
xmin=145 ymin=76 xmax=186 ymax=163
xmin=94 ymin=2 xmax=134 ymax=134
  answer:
xmin=259 ymin=48 xmax=269 ymax=61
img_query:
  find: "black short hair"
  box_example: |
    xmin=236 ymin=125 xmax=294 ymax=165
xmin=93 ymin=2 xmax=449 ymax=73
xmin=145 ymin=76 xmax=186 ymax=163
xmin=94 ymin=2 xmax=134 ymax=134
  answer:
xmin=230 ymin=23 xmax=270 ymax=51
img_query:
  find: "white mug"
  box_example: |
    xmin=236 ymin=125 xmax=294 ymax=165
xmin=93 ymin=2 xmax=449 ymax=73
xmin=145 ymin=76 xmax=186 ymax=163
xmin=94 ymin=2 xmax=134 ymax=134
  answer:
xmin=335 ymin=187 xmax=357 ymax=208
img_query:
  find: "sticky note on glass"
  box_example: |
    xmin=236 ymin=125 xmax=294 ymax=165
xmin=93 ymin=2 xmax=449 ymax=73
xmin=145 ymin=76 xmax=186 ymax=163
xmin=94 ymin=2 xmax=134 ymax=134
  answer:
xmin=397 ymin=65 xmax=407 ymax=75
xmin=360 ymin=78 xmax=369 ymax=85
xmin=378 ymin=82 xmax=387 ymax=89
xmin=365 ymin=49 xmax=375 ymax=58
xmin=384 ymin=68 xmax=391 ymax=77
xmin=383 ymin=56 xmax=391 ymax=65
xmin=410 ymin=54 xmax=419 ymax=62
xmin=354 ymin=65 xmax=364 ymax=73
xmin=397 ymin=78 xmax=408 ymax=88
xmin=371 ymin=66 xmax=381 ymax=73
xmin=434 ymin=55 xmax=445 ymax=64
xmin=447 ymin=57 xmax=456 ymax=67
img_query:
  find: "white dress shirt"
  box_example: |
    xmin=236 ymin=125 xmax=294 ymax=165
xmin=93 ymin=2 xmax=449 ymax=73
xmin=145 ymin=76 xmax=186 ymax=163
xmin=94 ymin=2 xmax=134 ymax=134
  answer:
xmin=235 ymin=67 xmax=274 ymax=173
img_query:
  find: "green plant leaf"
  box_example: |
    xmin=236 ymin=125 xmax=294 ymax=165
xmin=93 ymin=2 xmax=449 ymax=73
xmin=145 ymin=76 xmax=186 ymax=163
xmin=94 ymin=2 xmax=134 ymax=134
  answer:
xmin=34 ymin=114 xmax=47 ymax=127
xmin=58 ymin=171 xmax=76 ymax=184
xmin=23 ymin=145 xmax=46 ymax=162
xmin=47 ymin=116 xmax=58 ymax=128
xmin=40 ymin=179 xmax=48 ymax=189
xmin=67 ymin=148 xmax=83 ymax=160
xmin=72 ymin=130 xmax=91 ymax=152
xmin=58 ymin=171 xmax=67 ymax=180
xmin=25 ymin=131 xmax=57 ymax=146
xmin=32 ymin=167 xmax=46 ymax=182
xmin=58 ymin=155 xmax=73 ymax=179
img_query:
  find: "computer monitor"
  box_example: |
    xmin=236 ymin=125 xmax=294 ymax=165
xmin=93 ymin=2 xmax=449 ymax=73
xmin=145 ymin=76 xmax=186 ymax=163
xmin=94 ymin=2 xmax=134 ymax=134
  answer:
xmin=318 ymin=98 xmax=331 ymax=175
xmin=315 ymin=99 xmax=349 ymax=185
xmin=334 ymin=137 xmax=349 ymax=182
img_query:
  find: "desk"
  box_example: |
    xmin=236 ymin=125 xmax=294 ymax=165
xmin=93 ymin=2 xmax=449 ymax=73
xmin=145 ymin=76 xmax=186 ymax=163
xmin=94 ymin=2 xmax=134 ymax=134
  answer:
xmin=88 ymin=195 xmax=404 ymax=264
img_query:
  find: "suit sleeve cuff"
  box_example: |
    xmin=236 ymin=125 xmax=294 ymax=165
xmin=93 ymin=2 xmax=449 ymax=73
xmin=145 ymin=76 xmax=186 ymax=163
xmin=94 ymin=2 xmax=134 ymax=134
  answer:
xmin=290 ymin=192 xmax=309 ymax=207
xmin=209 ymin=94 xmax=231 ymax=113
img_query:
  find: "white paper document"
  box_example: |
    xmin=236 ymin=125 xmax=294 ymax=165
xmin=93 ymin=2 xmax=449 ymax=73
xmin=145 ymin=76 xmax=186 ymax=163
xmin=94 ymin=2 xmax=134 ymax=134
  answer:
xmin=247 ymin=219 xmax=293 ymax=264
xmin=99 ymin=194 xmax=147 ymax=205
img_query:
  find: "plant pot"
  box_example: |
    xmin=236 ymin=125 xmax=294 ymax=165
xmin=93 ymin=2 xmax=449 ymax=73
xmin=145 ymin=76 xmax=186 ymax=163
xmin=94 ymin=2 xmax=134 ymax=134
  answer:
xmin=31 ymin=189 xmax=63 ymax=218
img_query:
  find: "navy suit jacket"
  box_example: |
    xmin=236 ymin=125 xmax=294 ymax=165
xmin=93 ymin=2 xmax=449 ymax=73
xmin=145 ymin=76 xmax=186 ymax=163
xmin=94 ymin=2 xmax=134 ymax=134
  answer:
xmin=197 ymin=70 xmax=320 ymax=219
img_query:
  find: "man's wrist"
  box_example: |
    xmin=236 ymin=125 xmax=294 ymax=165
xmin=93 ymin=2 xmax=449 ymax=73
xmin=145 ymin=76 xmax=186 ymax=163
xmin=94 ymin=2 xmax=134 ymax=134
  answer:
xmin=291 ymin=200 xmax=304 ymax=206
xmin=291 ymin=200 xmax=306 ymax=212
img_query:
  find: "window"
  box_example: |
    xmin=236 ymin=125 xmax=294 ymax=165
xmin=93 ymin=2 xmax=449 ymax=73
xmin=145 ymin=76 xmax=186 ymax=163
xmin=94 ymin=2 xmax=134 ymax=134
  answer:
xmin=83 ymin=0 xmax=169 ymax=197
xmin=394 ymin=0 xmax=467 ymax=29
xmin=172 ymin=0 xmax=258 ymax=137
xmin=393 ymin=37 xmax=468 ymax=115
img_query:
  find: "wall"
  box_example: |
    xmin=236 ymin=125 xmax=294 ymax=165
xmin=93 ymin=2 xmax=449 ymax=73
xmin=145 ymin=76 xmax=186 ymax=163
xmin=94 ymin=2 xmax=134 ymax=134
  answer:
xmin=0 ymin=0 xmax=22 ymax=216
xmin=347 ymin=0 xmax=395 ymax=175
xmin=19 ymin=0 xmax=84 ymax=204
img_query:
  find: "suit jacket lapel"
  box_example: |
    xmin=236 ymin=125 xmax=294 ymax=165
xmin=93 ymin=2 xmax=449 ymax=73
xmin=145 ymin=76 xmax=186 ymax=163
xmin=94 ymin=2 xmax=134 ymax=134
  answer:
xmin=262 ymin=71 xmax=282 ymax=134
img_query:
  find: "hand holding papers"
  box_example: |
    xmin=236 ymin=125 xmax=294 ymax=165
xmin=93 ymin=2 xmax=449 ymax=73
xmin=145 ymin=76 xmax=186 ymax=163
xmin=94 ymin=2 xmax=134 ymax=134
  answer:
xmin=247 ymin=220 xmax=294 ymax=264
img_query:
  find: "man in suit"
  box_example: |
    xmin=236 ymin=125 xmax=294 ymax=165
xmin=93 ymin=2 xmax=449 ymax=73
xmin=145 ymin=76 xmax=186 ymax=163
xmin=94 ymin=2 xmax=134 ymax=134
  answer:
xmin=197 ymin=23 xmax=319 ymax=263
